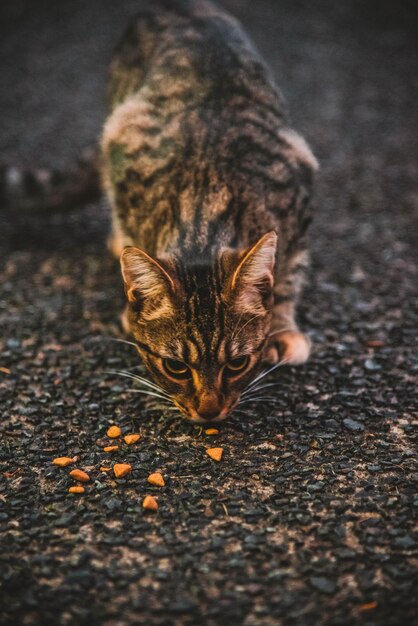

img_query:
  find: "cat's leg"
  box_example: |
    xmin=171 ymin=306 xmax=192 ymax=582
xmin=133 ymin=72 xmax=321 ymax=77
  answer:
xmin=265 ymin=304 xmax=311 ymax=365
xmin=264 ymin=249 xmax=311 ymax=365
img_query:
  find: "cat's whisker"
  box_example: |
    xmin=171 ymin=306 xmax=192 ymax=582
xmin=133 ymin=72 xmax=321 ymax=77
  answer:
xmin=241 ymin=387 xmax=277 ymax=400
xmin=143 ymin=396 xmax=173 ymax=407
xmin=126 ymin=391 xmax=183 ymax=417
xmin=268 ymin=326 xmax=295 ymax=338
xmin=147 ymin=404 xmax=179 ymax=413
xmin=107 ymin=369 xmax=172 ymax=398
xmin=239 ymin=396 xmax=278 ymax=404
xmin=243 ymin=358 xmax=289 ymax=394
xmin=102 ymin=336 xmax=139 ymax=349
xmin=145 ymin=403 xmax=168 ymax=411
xmin=231 ymin=312 xmax=264 ymax=342
xmin=229 ymin=311 xmax=245 ymax=341
xmin=139 ymin=404 xmax=168 ymax=414
xmin=125 ymin=371 xmax=166 ymax=386
xmin=120 ymin=381 xmax=172 ymax=401
xmin=239 ymin=393 xmax=279 ymax=405
xmin=125 ymin=388 xmax=173 ymax=402
xmin=125 ymin=374 xmax=171 ymax=396
xmin=240 ymin=391 xmax=278 ymax=400
xmin=123 ymin=370 xmax=169 ymax=388
xmin=241 ymin=381 xmax=281 ymax=398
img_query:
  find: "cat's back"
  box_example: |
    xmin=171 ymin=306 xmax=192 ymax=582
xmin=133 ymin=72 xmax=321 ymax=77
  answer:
xmin=106 ymin=1 xmax=284 ymax=116
xmin=101 ymin=0 xmax=317 ymax=257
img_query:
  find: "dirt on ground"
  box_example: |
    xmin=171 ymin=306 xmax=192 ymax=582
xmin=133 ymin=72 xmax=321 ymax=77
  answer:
xmin=0 ymin=1 xmax=417 ymax=625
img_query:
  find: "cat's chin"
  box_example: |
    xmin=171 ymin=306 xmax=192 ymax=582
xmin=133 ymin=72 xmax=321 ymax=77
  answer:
xmin=184 ymin=412 xmax=229 ymax=424
xmin=181 ymin=402 xmax=239 ymax=423
xmin=187 ymin=416 xmax=227 ymax=424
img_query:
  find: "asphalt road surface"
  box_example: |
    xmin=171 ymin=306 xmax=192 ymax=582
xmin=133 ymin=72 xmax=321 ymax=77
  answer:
xmin=0 ymin=1 xmax=417 ymax=625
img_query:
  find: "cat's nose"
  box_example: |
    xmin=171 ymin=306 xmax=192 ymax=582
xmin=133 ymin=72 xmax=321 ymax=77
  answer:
xmin=198 ymin=408 xmax=222 ymax=420
xmin=196 ymin=393 xmax=223 ymax=421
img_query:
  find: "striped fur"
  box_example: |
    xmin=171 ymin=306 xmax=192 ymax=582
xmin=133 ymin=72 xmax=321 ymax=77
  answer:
xmin=102 ymin=0 xmax=318 ymax=421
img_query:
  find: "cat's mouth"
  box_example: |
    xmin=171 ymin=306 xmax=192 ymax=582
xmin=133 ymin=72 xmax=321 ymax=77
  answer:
xmin=188 ymin=413 xmax=227 ymax=424
xmin=175 ymin=400 xmax=239 ymax=423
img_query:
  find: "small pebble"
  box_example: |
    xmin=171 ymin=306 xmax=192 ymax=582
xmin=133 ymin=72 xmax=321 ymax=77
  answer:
xmin=107 ymin=425 xmax=122 ymax=438
xmin=310 ymin=576 xmax=336 ymax=594
xmin=343 ymin=418 xmax=365 ymax=432
xmin=364 ymin=359 xmax=381 ymax=371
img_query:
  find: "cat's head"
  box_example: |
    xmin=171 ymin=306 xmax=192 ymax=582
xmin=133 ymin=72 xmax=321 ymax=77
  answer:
xmin=120 ymin=231 xmax=277 ymax=422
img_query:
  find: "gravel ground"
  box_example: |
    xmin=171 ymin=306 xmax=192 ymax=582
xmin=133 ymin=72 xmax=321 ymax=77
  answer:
xmin=0 ymin=1 xmax=417 ymax=625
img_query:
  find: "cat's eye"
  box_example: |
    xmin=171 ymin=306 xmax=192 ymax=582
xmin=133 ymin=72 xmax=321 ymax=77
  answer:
xmin=162 ymin=358 xmax=190 ymax=379
xmin=225 ymin=355 xmax=250 ymax=375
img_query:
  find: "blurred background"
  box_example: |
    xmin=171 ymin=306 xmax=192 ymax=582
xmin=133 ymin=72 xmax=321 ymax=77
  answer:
xmin=1 ymin=0 xmax=417 ymax=295
xmin=1 ymin=0 xmax=417 ymax=252
xmin=1 ymin=0 xmax=417 ymax=169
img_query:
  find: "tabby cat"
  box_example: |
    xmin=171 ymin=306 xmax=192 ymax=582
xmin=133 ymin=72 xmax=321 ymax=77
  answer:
xmin=101 ymin=0 xmax=318 ymax=422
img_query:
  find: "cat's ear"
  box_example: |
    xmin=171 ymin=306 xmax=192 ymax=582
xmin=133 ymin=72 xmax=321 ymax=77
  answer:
xmin=120 ymin=247 xmax=176 ymax=316
xmin=228 ymin=231 xmax=277 ymax=314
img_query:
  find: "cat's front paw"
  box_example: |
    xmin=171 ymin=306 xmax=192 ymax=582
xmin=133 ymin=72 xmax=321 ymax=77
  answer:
xmin=263 ymin=342 xmax=280 ymax=364
xmin=264 ymin=331 xmax=311 ymax=365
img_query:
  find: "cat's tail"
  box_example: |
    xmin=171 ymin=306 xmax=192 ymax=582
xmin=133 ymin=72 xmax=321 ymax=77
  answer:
xmin=0 ymin=146 xmax=101 ymax=214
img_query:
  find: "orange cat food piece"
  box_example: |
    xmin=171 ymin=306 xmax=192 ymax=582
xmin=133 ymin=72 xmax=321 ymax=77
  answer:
xmin=206 ymin=447 xmax=223 ymax=462
xmin=68 ymin=486 xmax=85 ymax=494
xmin=360 ymin=601 xmax=377 ymax=612
xmin=107 ymin=425 xmax=122 ymax=438
xmin=103 ymin=445 xmax=119 ymax=453
xmin=147 ymin=472 xmax=165 ymax=487
xmin=99 ymin=467 xmax=112 ymax=472
xmin=52 ymin=457 xmax=74 ymax=467
xmin=143 ymin=495 xmax=158 ymax=511
xmin=113 ymin=463 xmax=132 ymax=478
xmin=124 ymin=434 xmax=141 ymax=445
xmin=205 ymin=428 xmax=219 ymax=435
xmin=69 ymin=469 xmax=90 ymax=482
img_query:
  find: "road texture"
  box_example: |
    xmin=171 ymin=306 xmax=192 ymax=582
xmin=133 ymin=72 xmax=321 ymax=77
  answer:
xmin=0 ymin=1 xmax=417 ymax=624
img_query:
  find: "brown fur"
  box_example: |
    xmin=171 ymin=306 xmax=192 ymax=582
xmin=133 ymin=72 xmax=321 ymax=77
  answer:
xmin=101 ymin=0 xmax=318 ymax=421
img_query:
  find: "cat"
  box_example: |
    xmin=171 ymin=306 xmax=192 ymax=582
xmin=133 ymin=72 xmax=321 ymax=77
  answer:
xmin=100 ymin=0 xmax=318 ymax=422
